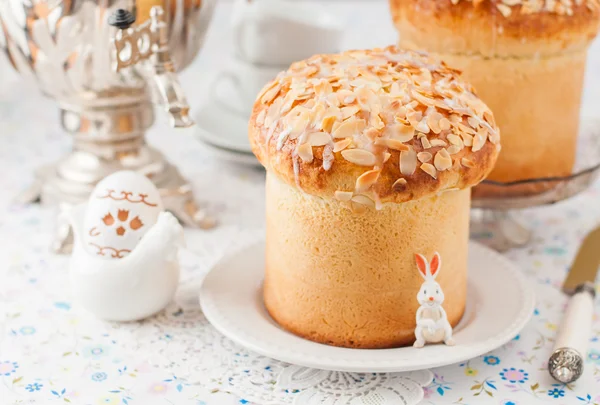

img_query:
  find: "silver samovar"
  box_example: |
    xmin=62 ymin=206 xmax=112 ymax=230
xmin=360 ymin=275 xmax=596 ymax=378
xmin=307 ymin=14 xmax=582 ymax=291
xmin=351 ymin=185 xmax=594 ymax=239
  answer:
xmin=0 ymin=0 xmax=216 ymax=251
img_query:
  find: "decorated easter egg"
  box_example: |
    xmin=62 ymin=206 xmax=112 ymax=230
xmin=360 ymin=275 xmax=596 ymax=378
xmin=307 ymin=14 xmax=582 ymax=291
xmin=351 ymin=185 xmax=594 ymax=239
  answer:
xmin=83 ymin=171 xmax=164 ymax=259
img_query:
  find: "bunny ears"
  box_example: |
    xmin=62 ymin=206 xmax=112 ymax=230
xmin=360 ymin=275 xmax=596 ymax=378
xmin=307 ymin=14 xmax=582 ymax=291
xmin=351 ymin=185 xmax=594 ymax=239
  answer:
xmin=415 ymin=252 xmax=441 ymax=280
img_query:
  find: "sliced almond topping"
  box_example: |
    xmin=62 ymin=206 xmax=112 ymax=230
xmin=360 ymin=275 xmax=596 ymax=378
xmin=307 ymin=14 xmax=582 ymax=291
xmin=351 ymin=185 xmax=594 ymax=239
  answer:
xmin=386 ymin=123 xmax=414 ymax=142
xmin=447 ymin=134 xmax=463 ymax=147
xmin=497 ymin=3 xmax=512 ymax=17
xmin=356 ymin=87 xmax=376 ymax=110
xmin=341 ymin=105 xmax=360 ymax=119
xmin=308 ymin=132 xmax=331 ymax=146
xmin=351 ymin=201 xmax=367 ymax=213
xmin=314 ymin=79 xmax=333 ymax=97
xmin=321 ymin=115 xmax=337 ymax=133
xmin=295 ymin=92 xmax=313 ymax=101
xmin=406 ymin=101 xmax=419 ymax=110
xmin=428 ymin=119 xmax=441 ymax=135
xmin=415 ymin=119 xmax=430 ymax=134
xmin=264 ymin=97 xmax=283 ymax=129
xmin=331 ymin=120 xmax=341 ymax=133
xmin=420 ymin=163 xmax=437 ymax=179
xmin=333 ymin=119 xmax=356 ymax=139
xmin=333 ymin=139 xmax=353 ymax=152
xmin=375 ymin=138 xmax=410 ymax=151
xmin=417 ymin=151 xmax=432 ymax=163
xmin=356 ymin=169 xmax=381 ymax=192
xmin=364 ymin=128 xmax=381 ymax=141
xmin=322 ymin=145 xmax=334 ymax=171
xmin=355 ymin=119 xmax=367 ymax=134
xmin=400 ymin=148 xmax=417 ymax=175
xmin=388 ymin=81 xmax=402 ymax=97
xmin=260 ymin=83 xmax=281 ymax=104
xmin=457 ymin=122 xmax=476 ymax=135
xmin=255 ymin=109 xmax=266 ymax=126
xmin=394 ymin=115 xmax=409 ymax=125
xmin=472 ymin=133 xmax=486 ymax=152
xmin=276 ymin=128 xmax=291 ymax=150
xmin=448 ymin=114 xmax=460 ymax=124
xmin=336 ymin=89 xmax=355 ymax=105
xmin=396 ymin=106 xmax=407 ymax=119
xmin=461 ymin=157 xmax=475 ymax=168
xmin=297 ymin=143 xmax=314 ymax=163
xmin=392 ymin=178 xmax=407 ymax=191
xmin=427 ymin=112 xmax=443 ymax=134
xmin=434 ymin=149 xmax=453 ymax=171
xmin=371 ymin=113 xmax=385 ymax=130
xmin=390 ymin=100 xmax=401 ymax=110
xmin=477 ymin=126 xmax=489 ymax=139
xmin=447 ymin=145 xmax=462 ymax=155
xmin=461 ymin=133 xmax=474 ymax=147
xmin=352 ymin=194 xmax=375 ymax=207
xmin=488 ymin=131 xmax=500 ymax=145
xmin=334 ymin=190 xmax=353 ymax=202
xmin=253 ymin=48 xmax=502 ymax=182
xmin=483 ymin=110 xmax=496 ymax=127
xmin=467 ymin=116 xmax=479 ymax=129
xmin=412 ymin=90 xmax=436 ymax=107
xmin=326 ymin=93 xmax=340 ymax=107
xmin=439 ymin=117 xmax=451 ymax=131
xmin=341 ymin=149 xmax=376 ymax=166
xmin=310 ymin=102 xmax=327 ymax=127
xmin=280 ymin=91 xmax=297 ymax=114
xmin=407 ymin=111 xmax=423 ymax=128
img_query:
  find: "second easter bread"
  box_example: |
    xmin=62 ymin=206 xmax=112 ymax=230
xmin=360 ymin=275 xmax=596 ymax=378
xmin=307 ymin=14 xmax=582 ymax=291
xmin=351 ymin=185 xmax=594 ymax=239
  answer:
xmin=390 ymin=0 xmax=600 ymax=189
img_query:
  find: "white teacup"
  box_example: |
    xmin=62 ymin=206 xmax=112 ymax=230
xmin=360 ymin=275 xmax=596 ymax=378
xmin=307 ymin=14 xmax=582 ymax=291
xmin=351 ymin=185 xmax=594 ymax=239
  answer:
xmin=231 ymin=0 xmax=344 ymax=66
xmin=211 ymin=58 xmax=282 ymax=117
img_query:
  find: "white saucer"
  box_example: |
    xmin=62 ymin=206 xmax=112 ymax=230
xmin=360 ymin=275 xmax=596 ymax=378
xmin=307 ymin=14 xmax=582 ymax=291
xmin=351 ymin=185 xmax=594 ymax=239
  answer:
xmin=200 ymin=240 xmax=535 ymax=373
xmin=194 ymin=102 xmax=253 ymax=154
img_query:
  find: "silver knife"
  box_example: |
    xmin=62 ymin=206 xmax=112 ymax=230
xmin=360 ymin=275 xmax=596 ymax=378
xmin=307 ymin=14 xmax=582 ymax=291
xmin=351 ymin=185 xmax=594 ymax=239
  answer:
xmin=548 ymin=226 xmax=600 ymax=383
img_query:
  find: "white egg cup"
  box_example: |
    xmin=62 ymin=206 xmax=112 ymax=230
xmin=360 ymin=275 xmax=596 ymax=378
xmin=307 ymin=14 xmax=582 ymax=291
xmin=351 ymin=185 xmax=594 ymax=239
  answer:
xmin=66 ymin=204 xmax=182 ymax=322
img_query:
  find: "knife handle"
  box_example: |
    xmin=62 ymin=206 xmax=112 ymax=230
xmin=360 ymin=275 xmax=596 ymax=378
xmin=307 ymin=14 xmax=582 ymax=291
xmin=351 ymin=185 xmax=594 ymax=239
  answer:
xmin=548 ymin=284 xmax=595 ymax=384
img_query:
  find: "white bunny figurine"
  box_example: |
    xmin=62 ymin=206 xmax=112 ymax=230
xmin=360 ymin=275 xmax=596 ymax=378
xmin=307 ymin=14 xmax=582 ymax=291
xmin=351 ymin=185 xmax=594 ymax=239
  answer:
xmin=413 ymin=252 xmax=455 ymax=348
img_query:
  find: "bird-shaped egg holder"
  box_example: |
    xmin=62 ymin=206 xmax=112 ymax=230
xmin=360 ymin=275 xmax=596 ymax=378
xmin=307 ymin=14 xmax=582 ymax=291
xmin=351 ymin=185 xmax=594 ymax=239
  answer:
xmin=66 ymin=171 xmax=184 ymax=321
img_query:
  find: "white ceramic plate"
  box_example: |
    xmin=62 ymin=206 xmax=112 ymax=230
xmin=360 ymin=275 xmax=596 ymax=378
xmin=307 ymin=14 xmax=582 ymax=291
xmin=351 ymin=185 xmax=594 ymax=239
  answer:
xmin=200 ymin=240 xmax=535 ymax=372
xmin=194 ymin=102 xmax=253 ymax=154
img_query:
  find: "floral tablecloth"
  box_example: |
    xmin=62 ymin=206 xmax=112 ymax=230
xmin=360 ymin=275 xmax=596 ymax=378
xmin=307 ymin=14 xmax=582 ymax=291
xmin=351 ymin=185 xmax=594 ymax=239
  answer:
xmin=2 ymin=2 xmax=600 ymax=405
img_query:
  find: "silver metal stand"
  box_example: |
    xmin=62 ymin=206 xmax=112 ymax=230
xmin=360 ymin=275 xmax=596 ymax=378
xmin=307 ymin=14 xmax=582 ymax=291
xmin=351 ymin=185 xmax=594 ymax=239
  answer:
xmin=1 ymin=2 xmax=218 ymax=253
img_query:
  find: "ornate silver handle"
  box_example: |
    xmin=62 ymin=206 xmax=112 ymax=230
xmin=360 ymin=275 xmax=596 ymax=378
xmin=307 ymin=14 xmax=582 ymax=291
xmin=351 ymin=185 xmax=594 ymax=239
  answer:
xmin=109 ymin=7 xmax=193 ymax=128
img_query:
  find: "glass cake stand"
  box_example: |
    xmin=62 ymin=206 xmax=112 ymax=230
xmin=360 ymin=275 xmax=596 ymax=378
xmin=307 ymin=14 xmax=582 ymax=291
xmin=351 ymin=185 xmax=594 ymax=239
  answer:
xmin=470 ymin=111 xmax=600 ymax=252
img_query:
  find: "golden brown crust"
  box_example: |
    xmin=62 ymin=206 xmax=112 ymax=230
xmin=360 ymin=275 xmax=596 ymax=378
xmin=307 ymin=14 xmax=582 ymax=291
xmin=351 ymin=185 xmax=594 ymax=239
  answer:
xmin=265 ymin=296 xmax=464 ymax=348
xmin=264 ymin=174 xmax=469 ymax=348
xmin=250 ymin=122 xmax=497 ymax=204
xmin=390 ymin=0 xmax=600 ymax=57
xmin=248 ymin=47 xmax=500 ymax=208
